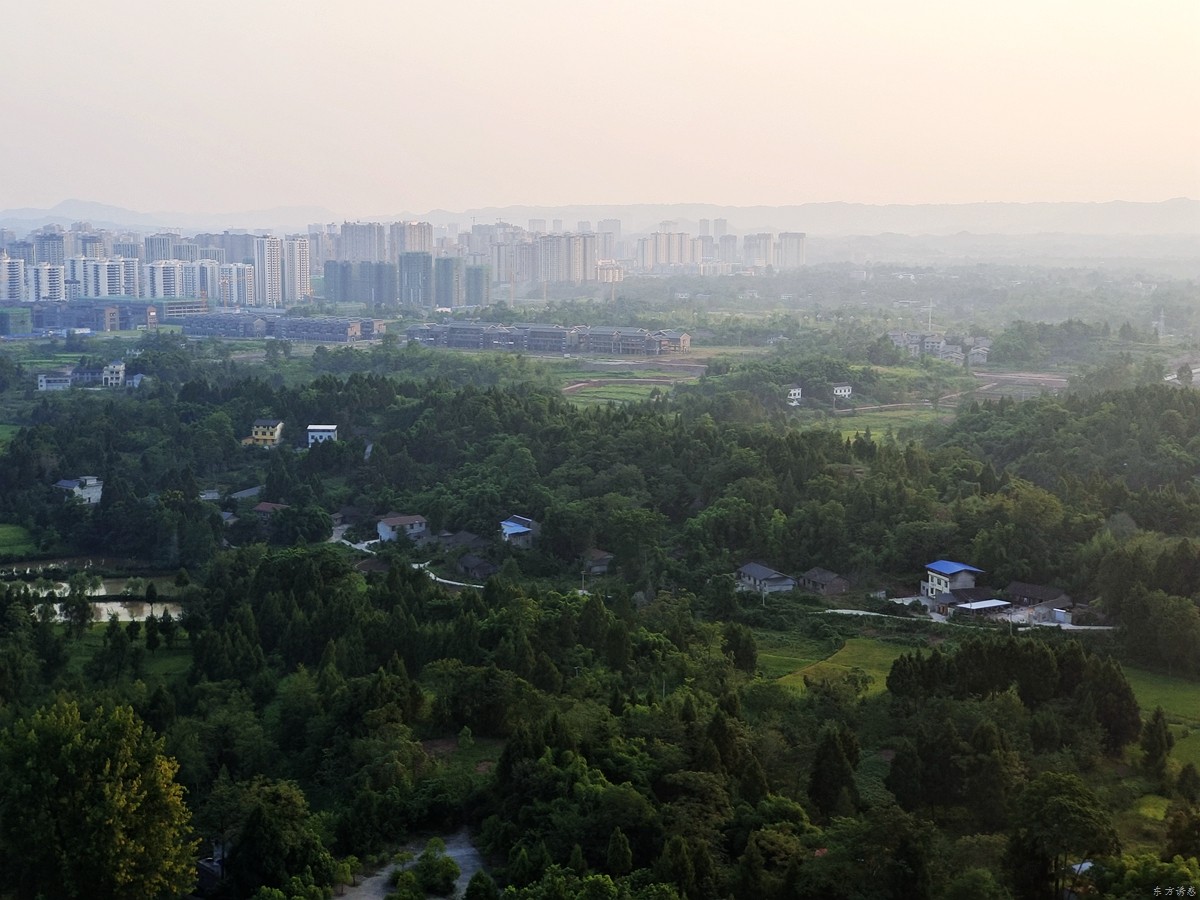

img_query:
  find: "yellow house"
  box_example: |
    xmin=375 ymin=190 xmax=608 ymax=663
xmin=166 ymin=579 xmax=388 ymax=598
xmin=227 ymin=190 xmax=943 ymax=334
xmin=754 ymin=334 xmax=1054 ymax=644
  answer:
xmin=249 ymin=418 xmax=284 ymax=448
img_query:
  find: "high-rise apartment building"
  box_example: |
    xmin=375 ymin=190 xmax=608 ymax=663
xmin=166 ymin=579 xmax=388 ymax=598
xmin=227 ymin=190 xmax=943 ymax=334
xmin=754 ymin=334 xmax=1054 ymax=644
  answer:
xmin=218 ymin=263 xmax=255 ymax=307
xmin=528 ymin=219 xmax=546 ymax=234
xmin=433 ymin=256 xmax=464 ymax=308
xmin=389 ymin=221 xmax=434 ymax=261
xmin=8 ymin=242 xmax=35 ymax=265
xmin=79 ymin=234 xmax=108 ymax=258
xmin=282 ymin=237 xmax=311 ymax=303
xmin=144 ymin=233 xmax=180 ymax=263
xmin=743 ymin=233 xmax=773 ymax=267
xmin=82 ymin=258 xmax=127 ymax=298
xmin=34 ymin=232 xmax=65 ymax=266
xmin=399 ymin=252 xmax=433 ymax=308
xmin=112 ymin=241 xmax=142 ymax=260
xmin=597 ymin=219 xmax=621 ymax=242
xmin=143 ymin=261 xmax=185 ymax=298
xmin=776 ymin=232 xmax=807 ymax=269
xmin=172 ymin=242 xmax=200 ymax=263
xmin=718 ymin=234 xmax=738 ymax=264
xmin=0 ymin=256 xmax=25 ymax=301
xmin=26 ymin=263 xmax=66 ymax=301
xmin=183 ymin=260 xmax=221 ymax=299
xmin=699 ymin=219 xmax=711 ymax=237
xmin=713 ymin=218 xmax=728 ymax=239
xmin=253 ymin=237 xmax=282 ymax=307
xmin=339 ymin=222 xmax=387 ymax=263
xmin=119 ymin=257 xmax=140 ymax=297
xmin=465 ymin=265 xmax=491 ymax=306
xmin=64 ymin=257 xmax=88 ymax=300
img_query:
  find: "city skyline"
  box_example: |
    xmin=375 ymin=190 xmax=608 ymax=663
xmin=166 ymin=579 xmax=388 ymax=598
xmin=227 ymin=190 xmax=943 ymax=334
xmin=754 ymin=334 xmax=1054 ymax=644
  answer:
xmin=1 ymin=0 xmax=1196 ymax=217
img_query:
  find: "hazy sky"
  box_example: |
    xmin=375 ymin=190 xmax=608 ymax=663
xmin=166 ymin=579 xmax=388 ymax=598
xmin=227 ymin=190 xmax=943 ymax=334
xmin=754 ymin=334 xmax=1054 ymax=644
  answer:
xmin=2 ymin=0 xmax=1196 ymax=216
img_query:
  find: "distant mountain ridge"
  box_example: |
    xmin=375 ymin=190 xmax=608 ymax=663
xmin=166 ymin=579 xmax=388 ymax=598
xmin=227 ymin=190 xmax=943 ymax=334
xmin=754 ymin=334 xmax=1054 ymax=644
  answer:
xmin=385 ymin=199 xmax=1200 ymax=237
xmin=1 ymin=198 xmax=1196 ymax=237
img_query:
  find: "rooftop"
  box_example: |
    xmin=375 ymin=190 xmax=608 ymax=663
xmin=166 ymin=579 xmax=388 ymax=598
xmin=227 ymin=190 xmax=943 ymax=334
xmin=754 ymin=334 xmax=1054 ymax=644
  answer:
xmin=925 ymin=560 xmax=984 ymax=576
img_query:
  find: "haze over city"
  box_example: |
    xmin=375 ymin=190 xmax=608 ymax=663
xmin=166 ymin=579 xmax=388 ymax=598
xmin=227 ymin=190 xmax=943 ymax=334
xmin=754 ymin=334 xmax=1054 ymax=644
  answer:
xmin=2 ymin=0 xmax=1197 ymax=218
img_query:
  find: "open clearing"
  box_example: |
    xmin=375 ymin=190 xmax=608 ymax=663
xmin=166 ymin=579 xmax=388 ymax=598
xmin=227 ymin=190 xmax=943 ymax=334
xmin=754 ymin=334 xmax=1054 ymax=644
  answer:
xmin=776 ymin=637 xmax=908 ymax=695
xmin=834 ymin=407 xmax=952 ymax=439
xmin=0 ymin=524 xmax=35 ymax=557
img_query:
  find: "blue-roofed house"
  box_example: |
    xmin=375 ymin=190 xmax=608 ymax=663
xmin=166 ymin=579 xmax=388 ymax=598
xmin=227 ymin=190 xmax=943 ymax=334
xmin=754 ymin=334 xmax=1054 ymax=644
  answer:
xmin=921 ymin=560 xmax=983 ymax=599
xmin=500 ymin=515 xmax=540 ymax=550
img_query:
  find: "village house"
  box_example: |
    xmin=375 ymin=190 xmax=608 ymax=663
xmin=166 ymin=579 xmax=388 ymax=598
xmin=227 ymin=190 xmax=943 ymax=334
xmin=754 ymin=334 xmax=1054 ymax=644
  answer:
xmin=1005 ymin=581 xmax=1070 ymax=608
xmin=377 ymin=514 xmax=428 ymax=544
xmin=458 ymin=554 xmax=499 ymax=581
xmin=53 ymin=475 xmax=103 ymax=505
xmin=585 ymin=548 xmax=615 ymax=575
xmin=500 ymin=515 xmax=540 ymax=549
xmin=921 ymin=560 xmax=984 ymax=599
xmin=307 ymin=425 xmax=337 ymax=447
xmin=252 ymin=501 xmax=290 ymax=521
xmin=37 ymin=374 xmax=72 ymax=391
xmin=736 ymin=562 xmax=797 ymax=595
xmin=831 ymin=382 xmax=853 ymax=399
xmin=247 ymin=419 xmax=284 ymax=448
xmin=935 ymin=586 xmax=1003 ymax=617
xmin=786 ymin=384 xmax=803 ymax=406
xmin=800 ymin=567 xmax=850 ymax=596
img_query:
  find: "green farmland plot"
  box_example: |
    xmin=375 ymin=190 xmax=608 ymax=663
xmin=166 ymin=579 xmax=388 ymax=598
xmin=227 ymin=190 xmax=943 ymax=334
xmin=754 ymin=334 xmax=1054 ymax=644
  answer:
xmin=1124 ymin=665 xmax=1200 ymax=769
xmin=0 ymin=524 xmax=35 ymax=557
xmin=835 ymin=407 xmax=951 ymax=440
xmin=776 ymin=637 xmax=908 ymax=695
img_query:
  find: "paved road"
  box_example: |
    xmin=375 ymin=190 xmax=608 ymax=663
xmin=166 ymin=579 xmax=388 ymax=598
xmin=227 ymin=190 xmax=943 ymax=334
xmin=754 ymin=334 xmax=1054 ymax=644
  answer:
xmin=342 ymin=828 xmax=486 ymax=899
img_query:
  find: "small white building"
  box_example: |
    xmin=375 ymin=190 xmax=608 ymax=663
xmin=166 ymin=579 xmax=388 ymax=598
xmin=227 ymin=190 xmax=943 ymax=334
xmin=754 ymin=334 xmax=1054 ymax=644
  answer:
xmin=831 ymin=382 xmax=853 ymax=399
xmin=53 ymin=475 xmax=104 ymax=505
xmin=786 ymin=384 xmax=803 ymax=406
xmin=37 ymin=374 xmax=72 ymax=391
xmin=307 ymin=425 xmax=337 ymax=447
xmin=101 ymin=362 xmax=125 ymax=387
xmin=921 ymin=560 xmax=983 ymax=598
xmin=377 ymin=514 xmax=428 ymax=543
xmin=736 ymin=562 xmax=797 ymax=595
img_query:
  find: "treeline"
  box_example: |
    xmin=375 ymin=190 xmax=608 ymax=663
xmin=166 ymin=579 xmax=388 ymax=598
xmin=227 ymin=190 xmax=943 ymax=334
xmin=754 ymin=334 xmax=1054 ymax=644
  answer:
xmin=5 ymin=348 xmax=1200 ymax=672
xmin=2 ymin=544 xmax=1197 ymax=898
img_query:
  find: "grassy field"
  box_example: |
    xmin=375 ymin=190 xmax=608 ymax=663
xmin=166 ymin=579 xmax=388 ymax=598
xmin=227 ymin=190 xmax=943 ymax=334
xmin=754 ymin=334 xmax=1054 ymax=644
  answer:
xmin=0 ymin=524 xmax=36 ymax=556
xmin=1123 ymin=666 xmax=1200 ymax=770
xmin=566 ymin=383 xmax=671 ymax=405
xmin=66 ymin=626 xmax=192 ymax=680
xmin=1124 ymin=666 xmax=1200 ymax=726
xmin=776 ymin=637 xmax=908 ymax=695
xmin=0 ymin=424 xmax=20 ymax=446
xmin=755 ymin=632 xmax=833 ymax=679
xmin=834 ymin=407 xmax=953 ymax=440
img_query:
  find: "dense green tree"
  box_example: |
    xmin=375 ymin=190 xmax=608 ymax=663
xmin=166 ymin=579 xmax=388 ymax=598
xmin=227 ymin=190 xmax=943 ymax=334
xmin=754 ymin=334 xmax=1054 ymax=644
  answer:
xmin=225 ymin=779 xmax=335 ymax=897
xmin=1140 ymin=706 xmax=1175 ymax=780
xmin=1008 ymin=772 xmax=1118 ymax=900
xmin=0 ymin=697 xmax=197 ymax=900
xmin=808 ymin=725 xmax=860 ymax=820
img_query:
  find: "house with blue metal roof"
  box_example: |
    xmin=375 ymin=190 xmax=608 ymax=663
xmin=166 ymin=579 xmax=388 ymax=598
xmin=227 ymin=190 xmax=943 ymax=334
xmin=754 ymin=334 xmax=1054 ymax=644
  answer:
xmin=921 ymin=559 xmax=983 ymax=598
xmin=500 ymin=515 xmax=540 ymax=550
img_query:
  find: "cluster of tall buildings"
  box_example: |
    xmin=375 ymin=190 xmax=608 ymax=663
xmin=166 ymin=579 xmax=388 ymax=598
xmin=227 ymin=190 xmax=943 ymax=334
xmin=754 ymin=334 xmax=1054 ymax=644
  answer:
xmin=0 ymin=224 xmax=307 ymax=308
xmin=0 ymin=216 xmax=807 ymax=313
xmin=314 ymin=217 xmax=805 ymax=305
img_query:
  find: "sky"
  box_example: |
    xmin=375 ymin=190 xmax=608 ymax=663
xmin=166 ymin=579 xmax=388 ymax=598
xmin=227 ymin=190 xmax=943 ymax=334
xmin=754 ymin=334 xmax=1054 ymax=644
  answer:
xmin=1 ymin=0 xmax=1197 ymax=217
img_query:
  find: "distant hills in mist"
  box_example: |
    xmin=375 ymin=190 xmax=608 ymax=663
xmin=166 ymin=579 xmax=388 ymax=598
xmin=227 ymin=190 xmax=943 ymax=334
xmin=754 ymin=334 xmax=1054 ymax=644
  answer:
xmin=2 ymin=198 xmax=1196 ymax=237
